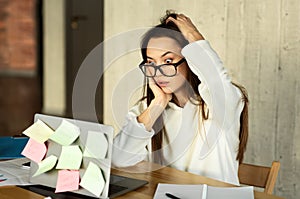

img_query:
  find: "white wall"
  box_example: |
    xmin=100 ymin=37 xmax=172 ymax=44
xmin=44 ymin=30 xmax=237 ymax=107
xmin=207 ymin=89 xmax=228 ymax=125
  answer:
xmin=43 ymin=0 xmax=66 ymax=115
xmin=104 ymin=1 xmax=300 ymax=199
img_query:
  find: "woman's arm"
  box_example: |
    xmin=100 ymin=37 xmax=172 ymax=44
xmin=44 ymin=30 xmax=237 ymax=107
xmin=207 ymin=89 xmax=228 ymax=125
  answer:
xmin=137 ymin=78 xmax=172 ymax=131
xmin=112 ymin=103 xmax=155 ymax=167
xmin=168 ymin=13 xmax=243 ymax=128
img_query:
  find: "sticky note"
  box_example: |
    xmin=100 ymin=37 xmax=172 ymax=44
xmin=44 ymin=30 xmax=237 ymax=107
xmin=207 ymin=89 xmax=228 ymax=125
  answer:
xmin=83 ymin=131 xmax=108 ymax=159
xmin=22 ymin=119 xmax=54 ymax=143
xmin=79 ymin=162 xmax=105 ymax=197
xmin=50 ymin=120 xmax=80 ymax=146
xmin=33 ymin=155 xmax=58 ymax=177
xmin=21 ymin=138 xmax=47 ymax=163
xmin=56 ymin=145 xmax=82 ymax=170
xmin=55 ymin=170 xmax=79 ymax=193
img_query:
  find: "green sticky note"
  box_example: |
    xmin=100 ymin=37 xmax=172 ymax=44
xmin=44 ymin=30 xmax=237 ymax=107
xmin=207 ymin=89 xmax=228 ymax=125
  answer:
xmin=50 ymin=120 xmax=80 ymax=146
xmin=33 ymin=155 xmax=58 ymax=177
xmin=83 ymin=131 xmax=108 ymax=159
xmin=80 ymin=161 xmax=105 ymax=197
xmin=56 ymin=145 xmax=82 ymax=170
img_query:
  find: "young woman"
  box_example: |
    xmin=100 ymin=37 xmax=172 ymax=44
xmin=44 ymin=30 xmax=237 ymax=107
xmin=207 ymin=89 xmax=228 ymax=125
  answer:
xmin=112 ymin=11 xmax=249 ymax=185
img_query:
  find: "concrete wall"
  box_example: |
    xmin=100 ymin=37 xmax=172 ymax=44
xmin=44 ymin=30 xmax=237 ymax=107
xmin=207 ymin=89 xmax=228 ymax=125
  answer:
xmin=103 ymin=1 xmax=300 ymax=198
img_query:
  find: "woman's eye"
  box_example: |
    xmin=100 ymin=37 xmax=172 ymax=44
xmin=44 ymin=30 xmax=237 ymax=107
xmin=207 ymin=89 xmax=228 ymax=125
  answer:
xmin=165 ymin=58 xmax=173 ymax=64
xmin=146 ymin=60 xmax=155 ymax=65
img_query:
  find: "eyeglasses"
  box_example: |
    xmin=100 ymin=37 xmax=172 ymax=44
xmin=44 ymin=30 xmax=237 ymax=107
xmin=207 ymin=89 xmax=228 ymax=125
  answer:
xmin=139 ymin=58 xmax=186 ymax=77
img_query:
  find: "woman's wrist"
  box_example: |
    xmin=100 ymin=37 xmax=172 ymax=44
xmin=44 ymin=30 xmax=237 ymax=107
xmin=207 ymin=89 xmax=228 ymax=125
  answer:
xmin=186 ymin=31 xmax=205 ymax=43
xmin=137 ymin=99 xmax=167 ymax=131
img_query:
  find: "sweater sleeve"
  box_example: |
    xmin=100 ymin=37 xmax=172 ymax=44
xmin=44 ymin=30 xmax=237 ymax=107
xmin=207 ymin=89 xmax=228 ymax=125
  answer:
xmin=112 ymin=102 xmax=155 ymax=167
xmin=181 ymin=40 xmax=244 ymax=157
xmin=182 ymin=40 xmax=243 ymax=130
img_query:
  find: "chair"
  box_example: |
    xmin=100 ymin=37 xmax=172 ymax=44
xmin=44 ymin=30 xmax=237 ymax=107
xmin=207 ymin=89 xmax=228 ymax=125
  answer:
xmin=238 ymin=161 xmax=280 ymax=194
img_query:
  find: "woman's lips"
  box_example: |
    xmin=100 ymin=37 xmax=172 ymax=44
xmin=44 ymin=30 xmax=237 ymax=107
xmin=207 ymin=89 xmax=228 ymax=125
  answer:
xmin=157 ymin=81 xmax=169 ymax=87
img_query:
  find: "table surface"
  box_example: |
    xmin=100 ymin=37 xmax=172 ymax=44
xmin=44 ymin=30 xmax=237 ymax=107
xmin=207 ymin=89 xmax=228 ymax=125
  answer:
xmin=0 ymin=161 xmax=284 ymax=199
xmin=111 ymin=161 xmax=284 ymax=199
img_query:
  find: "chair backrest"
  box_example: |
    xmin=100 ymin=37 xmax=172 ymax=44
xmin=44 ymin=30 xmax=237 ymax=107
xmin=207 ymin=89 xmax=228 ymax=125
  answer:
xmin=238 ymin=161 xmax=280 ymax=194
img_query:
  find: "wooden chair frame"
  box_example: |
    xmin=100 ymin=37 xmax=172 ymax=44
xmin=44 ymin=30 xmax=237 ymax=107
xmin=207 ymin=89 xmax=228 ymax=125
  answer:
xmin=238 ymin=161 xmax=280 ymax=194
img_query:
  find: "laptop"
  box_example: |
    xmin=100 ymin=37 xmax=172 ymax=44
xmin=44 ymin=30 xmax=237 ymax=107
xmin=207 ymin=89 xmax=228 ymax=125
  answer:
xmin=18 ymin=113 xmax=148 ymax=198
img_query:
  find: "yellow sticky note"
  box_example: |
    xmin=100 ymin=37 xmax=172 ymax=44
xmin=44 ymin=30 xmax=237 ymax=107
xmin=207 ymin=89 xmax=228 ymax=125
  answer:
xmin=22 ymin=119 xmax=54 ymax=143
xmin=79 ymin=162 xmax=105 ymax=197
xmin=56 ymin=145 xmax=82 ymax=170
xmin=50 ymin=120 xmax=80 ymax=146
xmin=33 ymin=155 xmax=58 ymax=177
xmin=83 ymin=131 xmax=108 ymax=159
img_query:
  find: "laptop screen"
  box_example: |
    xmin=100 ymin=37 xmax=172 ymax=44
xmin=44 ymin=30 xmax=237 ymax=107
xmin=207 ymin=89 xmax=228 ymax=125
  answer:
xmin=28 ymin=113 xmax=114 ymax=198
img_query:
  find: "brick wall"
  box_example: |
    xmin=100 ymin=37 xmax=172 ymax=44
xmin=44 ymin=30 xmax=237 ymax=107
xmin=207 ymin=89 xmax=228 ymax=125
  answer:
xmin=0 ymin=0 xmax=41 ymax=136
xmin=0 ymin=0 xmax=36 ymax=71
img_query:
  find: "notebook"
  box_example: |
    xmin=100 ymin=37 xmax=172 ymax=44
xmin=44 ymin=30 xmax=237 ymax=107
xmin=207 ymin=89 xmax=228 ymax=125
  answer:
xmin=19 ymin=113 xmax=147 ymax=199
xmin=153 ymin=183 xmax=254 ymax=199
xmin=0 ymin=136 xmax=29 ymax=159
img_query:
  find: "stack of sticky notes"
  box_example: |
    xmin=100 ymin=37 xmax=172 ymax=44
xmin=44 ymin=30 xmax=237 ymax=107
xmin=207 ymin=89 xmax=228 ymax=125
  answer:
xmin=21 ymin=119 xmax=108 ymax=197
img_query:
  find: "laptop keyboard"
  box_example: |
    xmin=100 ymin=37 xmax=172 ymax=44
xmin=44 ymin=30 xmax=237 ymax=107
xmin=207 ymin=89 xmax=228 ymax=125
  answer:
xmin=108 ymin=183 xmax=128 ymax=195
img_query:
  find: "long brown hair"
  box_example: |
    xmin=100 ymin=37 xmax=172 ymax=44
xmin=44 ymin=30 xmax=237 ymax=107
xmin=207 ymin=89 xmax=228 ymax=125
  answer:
xmin=140 ymin=11 xmax=249 ymax=164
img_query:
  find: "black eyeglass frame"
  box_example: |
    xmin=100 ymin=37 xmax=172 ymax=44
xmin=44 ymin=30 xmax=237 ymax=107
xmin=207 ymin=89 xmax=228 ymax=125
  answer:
xmin=139 ymin=58 xmax=186 ymax=77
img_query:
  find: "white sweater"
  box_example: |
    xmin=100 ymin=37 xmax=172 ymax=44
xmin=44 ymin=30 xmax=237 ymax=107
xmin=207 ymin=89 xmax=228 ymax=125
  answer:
xmin=112 ymin=40 xmax=245 ymax=185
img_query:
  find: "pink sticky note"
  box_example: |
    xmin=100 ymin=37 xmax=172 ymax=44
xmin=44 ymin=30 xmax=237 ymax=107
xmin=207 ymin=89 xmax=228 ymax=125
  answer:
xmin=21 ymin=138 xmax=47 ymax=163
xmin=55 ymin=170 xmax=80 ymax=193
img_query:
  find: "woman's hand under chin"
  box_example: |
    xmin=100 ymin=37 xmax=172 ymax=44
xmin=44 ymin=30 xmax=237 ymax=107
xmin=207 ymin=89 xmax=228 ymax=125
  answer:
xmin=149 ymin=78 xmax=172 ymax=109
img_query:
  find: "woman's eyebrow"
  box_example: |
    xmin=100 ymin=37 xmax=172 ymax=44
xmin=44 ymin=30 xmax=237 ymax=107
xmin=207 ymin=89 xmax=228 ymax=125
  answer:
xmin=146 ymin=51 xmax=175 ymax=60
xmin=161 ymin=51 xmax=173 ymax=57
xmin=147 ymin=51 xmax=175 ymax=60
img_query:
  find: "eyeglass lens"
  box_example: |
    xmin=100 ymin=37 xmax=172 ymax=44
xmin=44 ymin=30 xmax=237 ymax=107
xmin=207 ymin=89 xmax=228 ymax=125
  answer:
xmin=142 ymin=64 xmax=177 ymax=77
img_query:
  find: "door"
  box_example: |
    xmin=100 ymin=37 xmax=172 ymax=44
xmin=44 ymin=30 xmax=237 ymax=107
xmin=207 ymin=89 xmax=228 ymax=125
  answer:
xmin=65 ymin=0 xmax=104 ymax=122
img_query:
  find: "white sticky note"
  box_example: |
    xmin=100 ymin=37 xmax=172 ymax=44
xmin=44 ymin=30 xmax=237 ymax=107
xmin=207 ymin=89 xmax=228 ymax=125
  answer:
xmin=79 ymin=161 xmax=105 ymax=197
xmin=50 ymin=120 xmax=80 ymax=146
xmin=83 ymin=131 xmax=108 ymax=159
xmin=56 ymin=145 xmax=82 ymax=170
xmin=22 ymin=119 xmax=54 ymax=143
xmin=33 ymin=155 xmax=58 ymax=177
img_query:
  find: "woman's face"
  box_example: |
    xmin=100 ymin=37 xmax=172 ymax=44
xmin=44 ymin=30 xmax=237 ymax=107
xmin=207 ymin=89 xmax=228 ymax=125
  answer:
xmin=146 ymin=37 xmax=189 ymax=94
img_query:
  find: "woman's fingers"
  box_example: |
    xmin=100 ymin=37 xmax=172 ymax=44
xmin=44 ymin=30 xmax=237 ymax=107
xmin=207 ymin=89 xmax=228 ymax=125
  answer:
xmin=166 ymin=14 xmax=204 ymax=42
xmin=148 ymin=78 xmax=172 ymax=105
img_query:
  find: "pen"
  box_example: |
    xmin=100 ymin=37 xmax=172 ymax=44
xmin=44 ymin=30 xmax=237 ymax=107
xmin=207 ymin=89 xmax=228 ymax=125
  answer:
xmin=0 ymin=178 xmax=7 ymax=182
xmin=165 ymin=192 xmax=181 ymax=199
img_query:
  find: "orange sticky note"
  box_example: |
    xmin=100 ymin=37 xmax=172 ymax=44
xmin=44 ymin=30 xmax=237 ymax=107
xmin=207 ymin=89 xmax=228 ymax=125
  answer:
xmin=21 ymin=138 xmax=47 ymax=163
xmin=55 ymin=170 xmax=79 ymax=193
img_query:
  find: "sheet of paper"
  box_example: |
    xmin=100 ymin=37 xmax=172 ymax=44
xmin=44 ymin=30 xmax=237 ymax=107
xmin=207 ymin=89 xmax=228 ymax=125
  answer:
xmin=153 ymin=183 xmax=254 ymax=199
xmin=79 ymin=161 xmax=105 ymax=197
xmin=33 ymin=155 xmax=58 ymax=177
xmin=83 ymin=131 xmax=108 ymax=159
xmin=153 ymin=184 xmax=203 ymax=199
xmin=22 ymin=119 xmax=54 ymax=143
xmin=55 ymin=170 xmax=79 ymax=193
xmin=50 ymin=120 xmax=80 ymax=146
xmin=0 ymin=158 xmax=32 ymax=186
xmin=56 ymin=145 xmax=82 ymax=170
xmin=21 ymin=138 xmax=47 ymax=163
xmin=207 ymin=186 xmax=254 ymax=199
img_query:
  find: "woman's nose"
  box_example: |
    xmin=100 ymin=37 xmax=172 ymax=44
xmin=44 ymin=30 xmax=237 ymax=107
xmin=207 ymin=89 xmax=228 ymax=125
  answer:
xmin=155 ymin=68 xmax=164 ymax=77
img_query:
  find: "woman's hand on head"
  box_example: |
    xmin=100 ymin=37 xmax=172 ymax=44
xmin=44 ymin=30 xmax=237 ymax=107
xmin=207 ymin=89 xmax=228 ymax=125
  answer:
xmin=166 ymin=14 xmax=204 ymax=43
xmin=149 ymin=78 xmax=172 ymax=108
